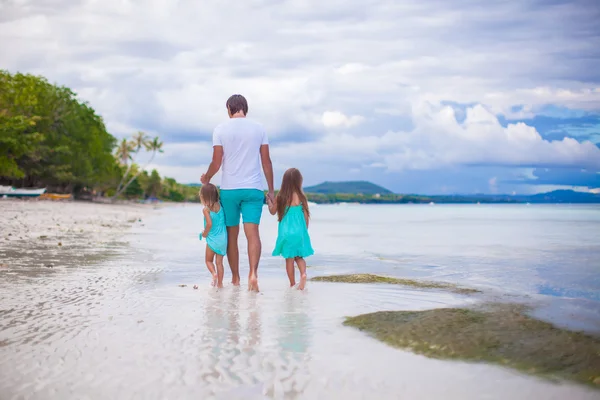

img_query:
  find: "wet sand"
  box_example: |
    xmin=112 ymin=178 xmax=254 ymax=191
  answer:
xmin=0 ymin=203 xmax=598 ymax=399
xmin=0 ymin=199 xmax=153 ymax=272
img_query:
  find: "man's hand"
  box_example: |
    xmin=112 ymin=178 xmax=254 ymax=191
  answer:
xmin=267 ymin=190 xmax=275 ymax=204
xmin=201 ymin=174 xmax=209 ymax=184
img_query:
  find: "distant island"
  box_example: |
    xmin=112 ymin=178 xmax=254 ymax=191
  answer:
xmin=184 ymin=181 xmax=600 ymax=204
xmin=301 ymin=182 xmax=600 ymax=204
xmin=304 ymin=181 xmax=392 ymax=195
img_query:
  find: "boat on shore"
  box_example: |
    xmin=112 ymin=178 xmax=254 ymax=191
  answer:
xmin=0 ymin=186 xmax=46 ymax=198
xmin=40 ymin=193 xmax=72 ymax=200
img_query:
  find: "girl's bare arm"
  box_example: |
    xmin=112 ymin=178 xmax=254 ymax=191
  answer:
xmin=202 ymin=208 xmax=212 ymax=237
xmin=303 ymin=208 xmax=309 ymax=228
xmin=267 ymin=195 xmax=277 ymax=215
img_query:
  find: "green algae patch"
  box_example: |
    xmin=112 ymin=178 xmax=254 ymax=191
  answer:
xmin=344 ymin=305 xmax=600 ymax=388
xmin=310 ymin=273 xmax=481 ymax=295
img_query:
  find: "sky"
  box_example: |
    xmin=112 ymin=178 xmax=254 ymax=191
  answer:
xmin=1 ymin=0 xmax=599 ymax=194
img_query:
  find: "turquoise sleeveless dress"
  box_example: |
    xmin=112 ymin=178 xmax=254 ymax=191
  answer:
xmin=199 ymin=206 xmax=228 ymax=256
xmin=272 ymin=204 xmax=314 ymax=259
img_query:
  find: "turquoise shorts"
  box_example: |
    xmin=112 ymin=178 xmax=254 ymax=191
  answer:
xmin=220 ymin=189 xmax=265 ymax=227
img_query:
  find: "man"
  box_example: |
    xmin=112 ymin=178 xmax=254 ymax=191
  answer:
xmin=201 ymin=94 xmax=275 ymax=292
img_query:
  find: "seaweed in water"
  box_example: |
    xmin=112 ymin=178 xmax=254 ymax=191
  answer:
xmin=311 ymin=273 xmax=481 ymax=295
xmin=344 ymin=304 xmax=600 ymax=388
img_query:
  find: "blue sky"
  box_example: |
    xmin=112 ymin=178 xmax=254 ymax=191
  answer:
xmin=1 ymin=0 xmax=599 ymax=194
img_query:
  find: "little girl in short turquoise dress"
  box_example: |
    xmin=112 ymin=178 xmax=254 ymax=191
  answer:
xmin=198 ymin=183 xmax=227 ymax=288
xmin=268 ymin=168 xmax=314 ymax=290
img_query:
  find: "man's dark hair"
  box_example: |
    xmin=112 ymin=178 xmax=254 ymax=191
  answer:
xmin=226 ymin=94 xmax=248 ymax=116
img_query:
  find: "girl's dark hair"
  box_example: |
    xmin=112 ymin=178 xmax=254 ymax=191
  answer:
xmin=226 ymin=94 xmax=248 ymax=116
xmin=276 ymin=168 xmax=309 ymax=222
xmin=200 ymin=183 xmax=220 ymax=210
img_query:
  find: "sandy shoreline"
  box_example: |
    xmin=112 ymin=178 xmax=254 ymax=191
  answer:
xmin=0 ymin=199 xmax=160 ymax=271
xmin=1 ymin=202 xmax=598 ymax=399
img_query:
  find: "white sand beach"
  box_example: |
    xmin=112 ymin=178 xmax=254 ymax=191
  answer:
xmin=0 ymin=202 xmax=598 ymax=399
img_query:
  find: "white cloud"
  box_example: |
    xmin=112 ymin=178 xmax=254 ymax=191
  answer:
xmin=1 ymin=0 xmax=598 ymax=139
xmin=381 ymin=103 xmax=600 ymax=171
xmin=1 ymin=0 xmax=599 ymax=191
xmin=321 ymin=111 xmax=365 ymax=128
xmin=271 ymin=102 xmax=600 ymax=172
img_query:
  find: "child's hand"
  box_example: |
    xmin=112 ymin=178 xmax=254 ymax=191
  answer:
xmin=267 ymin=196 xmax=277 ymax=216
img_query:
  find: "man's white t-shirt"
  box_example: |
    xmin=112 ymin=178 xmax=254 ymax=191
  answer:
xmin=212 ymin=118 xmax=268 ymax=190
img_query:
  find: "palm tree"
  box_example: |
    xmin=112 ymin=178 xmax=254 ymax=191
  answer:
xmin=146 ymin=136 xmax=164 ymax=164
xmin=116 ymin=132 xmax=148 ymax=194
xmin=132 ymin=131 xmax=149 ymax=152
xmin=115 ymin=138 xmax=134 ymax=166
xmin=115 ymin=136 xmax=164 ymax=198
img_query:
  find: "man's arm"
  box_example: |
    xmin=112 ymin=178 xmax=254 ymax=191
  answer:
xmin=201 ymin=146 xmax=224 ymax=184
xmin=260 ymin=144 xmax=274 ymax=200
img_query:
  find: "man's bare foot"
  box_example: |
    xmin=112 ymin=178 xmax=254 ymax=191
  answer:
xmin=298 ymin=274 xmax=307 ymax=290
xmin=248 ymin=275 xmax=259 ymax=292
xmin=217 ymin=283 xmax=224 ymax=289
xmin=289 ymin=282 xmax=296 ymax=288
xmin=231 ymin=277 xmax=241 ymax=286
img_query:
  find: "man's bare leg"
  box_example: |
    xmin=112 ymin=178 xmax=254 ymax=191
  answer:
xmin=244 ymin=223 xmax=261 ymax=292
xmin=227 ymin=225 xmax=240 ymax=286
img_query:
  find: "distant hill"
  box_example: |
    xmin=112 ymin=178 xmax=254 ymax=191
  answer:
xmin=304 ymin=181 xmax=393 ymax=195
xmin=185 ymin=181 xmax=599 ymax=204
xmin=303 ymin=189 xmax=600 ymax=204
xmin=526 ymin=190 xmax=600 ymax=203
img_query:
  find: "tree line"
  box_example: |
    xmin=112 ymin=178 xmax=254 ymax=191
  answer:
xmin=0 ymin=70 xmax=197 ymax=202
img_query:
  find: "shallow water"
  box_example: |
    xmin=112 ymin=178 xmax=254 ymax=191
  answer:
xmin=1 ymin=203 xmax=599 ymax=399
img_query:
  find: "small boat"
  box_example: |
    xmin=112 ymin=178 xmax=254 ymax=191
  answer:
xmin=40 ymin=193 xmax=72 ymax=200
xmin=0 ymin=186 xmax=46 ymax=198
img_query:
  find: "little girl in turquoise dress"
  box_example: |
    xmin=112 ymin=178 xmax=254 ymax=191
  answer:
xmin=198 ymin=183 xmax=227 ymax=288
xmin=268 ymin=168 xmax=314 ymax=290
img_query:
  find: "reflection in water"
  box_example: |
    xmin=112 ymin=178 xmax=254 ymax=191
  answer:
xmin=277 ymin=290 xmax=310 ymax=354
xmin=246 ymin=293 xmax=261 ymax=350
xmin=274 ymin=289 xmax=312 ymax=397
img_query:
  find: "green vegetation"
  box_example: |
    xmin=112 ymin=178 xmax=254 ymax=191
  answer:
xmin=1 ymin=70 xmax=116 ymax=191
xmin=305 ymin=192 xmax=522 ymax=204
xmin=303 ymin=182 xmax=600 ymax=204
xmin=344 ymin=305 xmax=600 ymax=388
xmin=0 ymin=70 xmax=197 ymax=202
xmin=114 ymin=132 xmax=164 ymax=199
xmin=311 ymin=273 xmax=481 ymax=294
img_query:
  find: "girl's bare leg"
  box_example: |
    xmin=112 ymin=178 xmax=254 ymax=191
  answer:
xmin=285 ymin=258 xmax=296 ymax=287
xmin=215 ymin=254 xmax=225 ymax=288
xmin=205 ymin=246 xmax=218 ymax=287
xmin=295 ymin=257 xmax=307 ymax=290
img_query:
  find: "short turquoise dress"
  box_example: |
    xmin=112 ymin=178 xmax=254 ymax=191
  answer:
xmin=200 ymin=206 xmax=227 ymax=256
xmin=272 ymin=204 xmax=314 ymax=259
